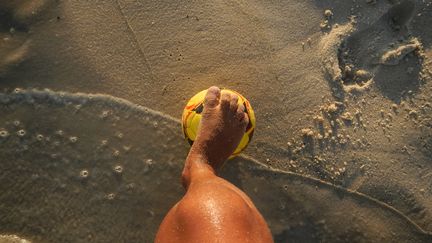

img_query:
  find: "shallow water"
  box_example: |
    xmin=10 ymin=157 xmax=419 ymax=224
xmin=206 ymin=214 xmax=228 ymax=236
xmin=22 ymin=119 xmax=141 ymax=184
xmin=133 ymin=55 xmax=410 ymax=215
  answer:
xmin=0 ymin=90 xmax=186 ymax=242
xmin=0 ymin=90 xmax=430 ymax=242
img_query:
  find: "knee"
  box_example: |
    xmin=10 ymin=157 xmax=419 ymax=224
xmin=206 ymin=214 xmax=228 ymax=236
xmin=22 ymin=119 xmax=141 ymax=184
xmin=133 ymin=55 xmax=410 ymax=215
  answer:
xmin=175 ymin=183 xmax=254 ymax=224
xmin=168 ymin=182 xmax=273 ymax=242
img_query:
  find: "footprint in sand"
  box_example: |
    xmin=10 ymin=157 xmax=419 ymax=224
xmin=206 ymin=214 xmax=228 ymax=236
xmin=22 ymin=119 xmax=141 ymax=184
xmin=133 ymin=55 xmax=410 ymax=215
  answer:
xmin=337 ymin=0 xmax=423 ymax=100
xmin=0 ymin=0 xmax=50 ymax=76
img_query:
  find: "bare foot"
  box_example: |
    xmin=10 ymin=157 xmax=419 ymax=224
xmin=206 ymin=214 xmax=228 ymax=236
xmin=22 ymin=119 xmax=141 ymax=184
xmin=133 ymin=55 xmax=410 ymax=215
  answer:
xmin=185 ymin=86 xmax=249 ymax=172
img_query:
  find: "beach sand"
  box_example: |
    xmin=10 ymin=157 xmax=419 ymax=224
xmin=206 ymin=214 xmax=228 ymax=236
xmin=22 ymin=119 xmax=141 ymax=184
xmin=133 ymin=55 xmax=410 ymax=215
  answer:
xmin=0 ymin=0 xmax=431 ymax=242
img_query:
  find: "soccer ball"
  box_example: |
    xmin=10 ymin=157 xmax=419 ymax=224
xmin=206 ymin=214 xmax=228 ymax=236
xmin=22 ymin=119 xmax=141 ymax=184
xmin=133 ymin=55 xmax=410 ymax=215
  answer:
xmin=182 ymin=88 xmax=256 ymax=159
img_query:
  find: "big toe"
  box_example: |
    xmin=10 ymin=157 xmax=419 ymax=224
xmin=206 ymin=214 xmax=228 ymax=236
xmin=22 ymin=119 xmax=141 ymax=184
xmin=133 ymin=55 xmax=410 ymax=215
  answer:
xmin=204 ymin=86 xmax=221 ymax=108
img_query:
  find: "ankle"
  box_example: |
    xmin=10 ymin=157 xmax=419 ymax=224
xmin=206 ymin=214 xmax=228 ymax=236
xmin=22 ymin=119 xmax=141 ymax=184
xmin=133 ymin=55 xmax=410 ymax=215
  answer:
xmin=181 ymin=152 xmax=216 ymax=188
xmin=189 ymin=145 xmax=226 ymax=170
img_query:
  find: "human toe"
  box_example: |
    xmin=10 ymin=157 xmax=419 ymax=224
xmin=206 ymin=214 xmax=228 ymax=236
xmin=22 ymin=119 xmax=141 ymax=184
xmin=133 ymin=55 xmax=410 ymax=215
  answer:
xmin=236 ymin=104 xmax=249 ymax=127
xmin=204 ymin=86 xmax=221 ymax=108
xmin=220 ymin=91 xmax=231 ymax=110
xmin=229 ymin=94 xmax=239 ymax=112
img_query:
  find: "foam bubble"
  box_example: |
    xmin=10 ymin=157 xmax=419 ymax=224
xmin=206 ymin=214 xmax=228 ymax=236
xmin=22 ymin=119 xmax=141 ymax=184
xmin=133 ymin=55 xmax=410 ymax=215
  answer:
xmin=113 ymin=150 xmax=120 ymax=157
xmin=36 ymin=134 xmax=44 ymax=141
xmin=16 ymin=129 xmax=26 ymax=137
xmin=125 ymin=183 xmax=135 ymax=190
xmin=142 ymin=159 xmax=154 ymax=174
xmin=79 ymin=170 xmax=89 ymax=179
xmin=106 ymin=193 xmax=115 ymax=200
xmin=0 ymin=129 xmax=9 ymax=138
xmin=101 ymin=110 xmax=109 ymax=119
xmin=113 ymin=165 xmax=123 ymax=174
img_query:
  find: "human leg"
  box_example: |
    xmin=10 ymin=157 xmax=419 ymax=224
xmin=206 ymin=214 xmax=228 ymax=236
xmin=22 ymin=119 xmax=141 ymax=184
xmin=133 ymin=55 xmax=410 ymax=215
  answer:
xmin=155 ymin=86 xmax=273 ymax=243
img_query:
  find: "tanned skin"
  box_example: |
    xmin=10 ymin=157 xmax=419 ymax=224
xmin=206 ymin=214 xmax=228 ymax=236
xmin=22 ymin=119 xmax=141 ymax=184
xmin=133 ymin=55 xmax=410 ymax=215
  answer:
xmin=155 ymin=86 xmax=273 ymax=243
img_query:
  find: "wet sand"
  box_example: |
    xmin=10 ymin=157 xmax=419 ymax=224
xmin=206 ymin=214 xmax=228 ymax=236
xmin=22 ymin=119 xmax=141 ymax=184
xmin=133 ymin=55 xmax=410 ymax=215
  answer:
xmin=0 ymin=0 xmax=432 ymax=242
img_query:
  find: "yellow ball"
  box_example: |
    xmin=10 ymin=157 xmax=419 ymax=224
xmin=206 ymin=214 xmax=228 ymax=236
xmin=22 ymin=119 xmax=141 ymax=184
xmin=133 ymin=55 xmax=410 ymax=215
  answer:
xmin=182 ymin=88 xmax=256 ymax=159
